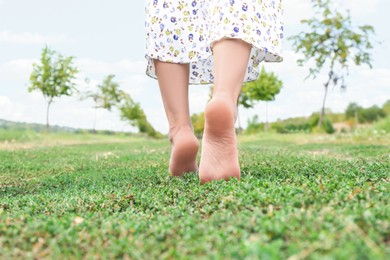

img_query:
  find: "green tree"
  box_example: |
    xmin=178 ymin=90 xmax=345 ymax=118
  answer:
xmin=245 ymin=115 xmax=265 ymax=134
xmin=346 ymin=102 xmax=386 ymax=124
xmin=119 ymin=93 xmax=162 ymax=138
xmin=82 ymin=75 xmax=160 ymax=137
xmin=28 ymin=46 xmax=79 ymax=128
xmin=94 ymin=74 xmax=123 ymax=111
xmin=289 ymin=0 xmax=375 ymax=128
xmin=239 ymin=66 xmax=283 ymax=131
xmin=345 ymin=102 xmax=361 ymax=126
xmin=191 ymin=112 xmax=205 ymax=138
xmin=360 ymin=105 xmax=386 ymax=123
xmin=308 ymin=112 xmax=335 ymax=134
xmin=382 ymin=100 xmax=390 ymax=116
xmin=83 ymin=75 xmax=124 ymax=132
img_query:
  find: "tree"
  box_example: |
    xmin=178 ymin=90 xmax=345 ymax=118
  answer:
xmin=289 ymin=0 xmax=375 ymax=128
xmin=94 ymin=74 xmax=123 ymax=111
xmin=83 ymin=75 xmax=161 ymax=138
xmin=191 ymin=112 xmax=205 ymax=138
xmin=83 ymin=75 xmax=124 ymax=132
xmin=345 ymin=102 xmax=360 ymax=118
xmin=360 ymin=105 xmax=386 ymax=123
xmin=119 ymin=93 xmax=162 ymax=138
xmin=345 ymin=102 xmax=361 ymax=126
xmin=345 ymin=102 xmax=386 ymax=124
xmin=28 ymin=46 xmax=79 ymax=128
xmin=239 ymin=66 xmax=283 ymax=131
xmin=382 ymin=100 xmax=390 ymax=116
xmin=308 ymin=112 xmax=335 ymax=134
xmin=245 ymin=115 xmax=265 ymax=134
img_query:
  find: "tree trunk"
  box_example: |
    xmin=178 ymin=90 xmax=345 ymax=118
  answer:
xmin=264 ymin=101 xmax=269 ymax=132
xmin=93 ymin=107 xmax=97 ymax=133
xmin=318 ymin=71 xmax=333 ymax=129
xmin=236 ymin=106 xmax=242 ymax=133
xmin=318 ymin=84 xmax=329 ymax=128
xmin=354 ymin=109 xmax=358 ymax=128
xmin=46 ymin=100 xmax=52 ymax=130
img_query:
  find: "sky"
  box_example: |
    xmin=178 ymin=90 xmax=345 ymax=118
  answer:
xmin=0 ymin=0 xmax=389 ymax=134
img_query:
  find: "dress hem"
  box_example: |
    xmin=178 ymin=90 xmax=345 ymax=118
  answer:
xmin=145 ymin=35 xmax=283 ymax=85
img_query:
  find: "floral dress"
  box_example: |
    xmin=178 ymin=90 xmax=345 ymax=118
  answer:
xmin=145 ymin=0 xmax=283 ymax=84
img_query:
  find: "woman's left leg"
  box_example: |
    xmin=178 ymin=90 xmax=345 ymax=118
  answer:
xmin=154 ymin=60 xmax=199 ymax=177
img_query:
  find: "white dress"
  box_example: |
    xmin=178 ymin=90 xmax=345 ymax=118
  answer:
xmin=145 ymin=0 xmax=284 ymax=84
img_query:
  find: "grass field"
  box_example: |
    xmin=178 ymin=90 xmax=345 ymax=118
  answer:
xmin=0 ymin=131 xmax=389 ymax=259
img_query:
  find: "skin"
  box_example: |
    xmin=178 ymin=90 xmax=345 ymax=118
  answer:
xmin=154 ymin=61 xmax=199 ymax=176
xmin=154 ymin=38 xmax=251 ymax=183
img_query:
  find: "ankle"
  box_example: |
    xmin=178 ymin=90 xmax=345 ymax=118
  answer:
xmin=212 ymin=85 xmax=240 ymax=103
xmin=168 ymin=124 xmax=194 ymax=143
xmin=208 ymin=95 xmax=238 ymax=121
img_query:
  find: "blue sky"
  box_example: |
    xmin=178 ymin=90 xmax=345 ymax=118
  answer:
xmin=0 ymin=0 xmax=389 ymax=133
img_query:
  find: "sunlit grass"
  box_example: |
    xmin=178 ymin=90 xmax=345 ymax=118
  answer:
xmin=0 ymin=131 xmax=389 ymax=259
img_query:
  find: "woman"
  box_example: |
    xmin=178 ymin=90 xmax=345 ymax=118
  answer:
xmin=145 ymin=0 xmax=283 ymax=183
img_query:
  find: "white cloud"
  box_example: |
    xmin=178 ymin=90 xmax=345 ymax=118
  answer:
xmin=284 ymin=0 xmax=384 ymax=26
xmin=0 ymin=59 xmax=36 ymax=82
xmin=121 ymin=74 xmax=149 ymax=97
xmin=359 ymin=68 xmax=390 ymax=86
xmin=340 ymin=67 xmax=390 ymax=107
xmin=0 ymin=58 xmax=148 ymax=92
xmin=284 ymin=1 xmax=313 ymax=26
xmin=145 ymin=107 xmax=169 ymax=133
xmin=77 ymin=59 xmax=146 ymax=75
xmin=0 ymin=95 xmax=24 ymax=120
xmin=0 ymin=30 xmax=66 ymax=44
xmin=74 ymin=59 xmax=152 ymax=104
xmin=342 ymin=0 xmax=384 ymax=15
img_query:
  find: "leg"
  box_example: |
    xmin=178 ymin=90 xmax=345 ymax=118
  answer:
xmin=199 ymin=39 xmax=251 ymax=184
xmin=154 ymin=60 xmax=199 ymax=176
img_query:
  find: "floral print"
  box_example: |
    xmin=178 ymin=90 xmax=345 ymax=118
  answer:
xmin=145 ymin=0 xmax=283 ymax=84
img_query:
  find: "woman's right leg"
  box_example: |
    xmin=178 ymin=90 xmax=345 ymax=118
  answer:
xmin=154 ymin=60 xmax=199 ymax=176
xmin=199 ymin=39 xmax=251 ymax=184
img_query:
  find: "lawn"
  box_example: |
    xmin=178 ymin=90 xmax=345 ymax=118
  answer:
xmin=0 ymin=131 xmax=389 ymax=259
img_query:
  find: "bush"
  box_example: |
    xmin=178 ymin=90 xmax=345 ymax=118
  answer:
xmin=245 ymin=115 xmax=265 ymax=134
xmin=360 ymin=105 xmax=387 ymax=123
xmin=271 ymin=123 xmax=288 ymax=134
xmin=272 ymin=122 xmax=312 ymax=134
xmin=191 ymin=112 xmax=205 ymax=138
xmin=270 ymin=116 xmax=313 ymax=134
xmin=373 ymin=117 xmax=390 ymax=133
xmin=308 ymin=113 xmax=335 ymax=134
xmin=346 ymin=102 xmax=387 ymax=123
xmin=326 ymin=112 xmax=346 ymax=123
xmin=382 ymin=100 xmax=390 ymax=115
xmin=0 ymin=129 xmax=40 ymax=142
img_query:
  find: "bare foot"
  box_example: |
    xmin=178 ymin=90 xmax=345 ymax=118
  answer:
xmin=199 ymin=97 xmax=240 ymax=184
xmin=169 ymin=126 xmax=199 ymax=177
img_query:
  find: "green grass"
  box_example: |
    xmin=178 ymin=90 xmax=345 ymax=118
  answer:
xmin=374 ymin=117 xmax=390 ymax=133
xmin=0 ymin=132 xmax=389 ymax=259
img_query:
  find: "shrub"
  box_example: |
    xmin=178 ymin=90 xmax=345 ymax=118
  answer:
xmin=271 ymin=116 xmax=313 ymax=134
xmin=373 ymin=117 xmax=390 ymax=133
xmin=308 ymin=113 xmax=335 ymax=134
xmin=191 ymin=112 xmax=205 ymax=138
xmin=346 ymin=102 xmax=387 ymax=123
xmin=245 ymin=115 xmax=265 ymax=134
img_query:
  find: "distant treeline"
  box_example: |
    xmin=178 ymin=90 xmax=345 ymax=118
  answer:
xmin=246 ymin=100 xmax=390 ymax=134
xmin=0 ymin=119 xmax=120 ymax=135
xmin=2 ymin=100 xmax=389 ymax=137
